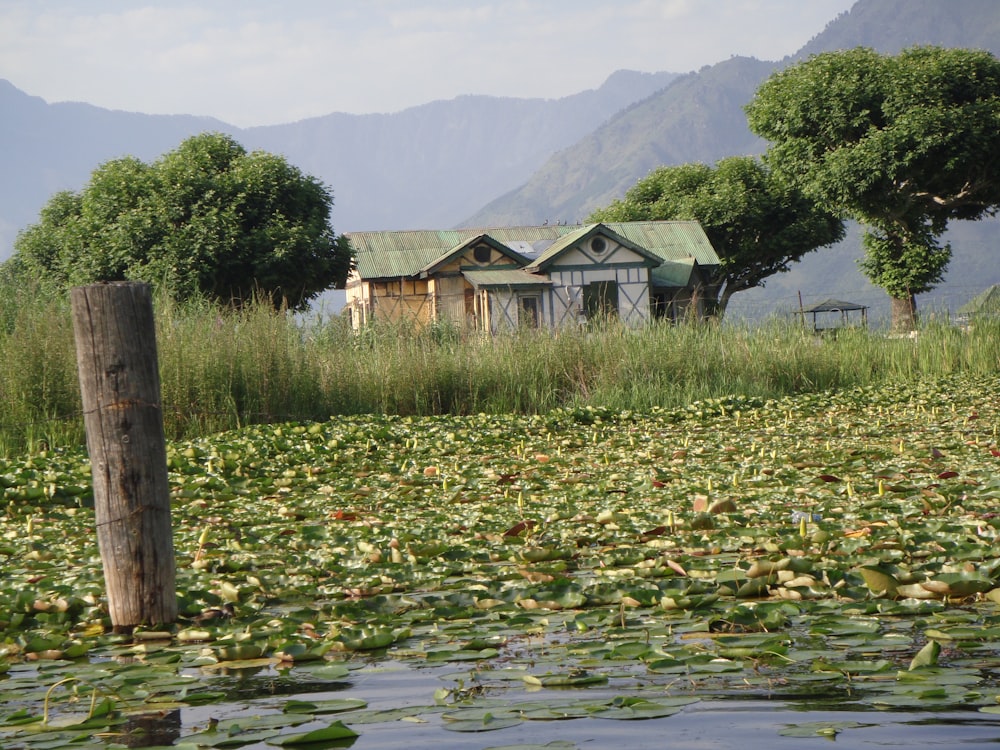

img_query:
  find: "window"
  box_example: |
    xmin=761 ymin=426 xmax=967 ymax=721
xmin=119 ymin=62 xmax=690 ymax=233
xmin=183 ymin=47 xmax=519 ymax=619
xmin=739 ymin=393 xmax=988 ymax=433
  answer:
xmin=473 ymin=244 xmax=492 ymax=264
xmin=583 ymin=281 xmax=618 ymax=320
xmin=589 ymin=236 xmax=607 ymax=255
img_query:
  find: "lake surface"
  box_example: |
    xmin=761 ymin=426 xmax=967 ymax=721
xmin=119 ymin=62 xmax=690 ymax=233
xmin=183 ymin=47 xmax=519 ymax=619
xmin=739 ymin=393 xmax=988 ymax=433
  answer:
xmin=164 ymin=659 xmax=1000 ymax=749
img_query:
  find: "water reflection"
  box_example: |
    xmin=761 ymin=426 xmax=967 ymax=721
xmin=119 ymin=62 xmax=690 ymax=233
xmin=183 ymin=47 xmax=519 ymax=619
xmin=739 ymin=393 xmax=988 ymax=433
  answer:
xmin=122 ymin=708 xmax=180 ymax=748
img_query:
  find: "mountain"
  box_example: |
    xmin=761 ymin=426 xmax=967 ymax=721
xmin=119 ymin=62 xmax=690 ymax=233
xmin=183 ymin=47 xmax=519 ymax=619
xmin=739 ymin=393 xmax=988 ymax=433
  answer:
xmin=462 ymin=57 xmax=772 ymax=227
xmin=0 ymin=79 xmax=230 ymax=262
xmin=238 ymin=70 xmax=677 ymax=233
xmin=466 ymin=0 xmax=1000 ymax=323
xmin=3 ymin=0 xmax=998 ymax=324
xmin=0 ymin=69 xmax=677 ymax=260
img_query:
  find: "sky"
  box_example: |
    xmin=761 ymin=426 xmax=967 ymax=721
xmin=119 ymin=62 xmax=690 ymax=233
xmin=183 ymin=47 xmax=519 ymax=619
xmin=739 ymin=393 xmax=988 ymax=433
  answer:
xmin=0 ymin=0 xmax=857 ymax=128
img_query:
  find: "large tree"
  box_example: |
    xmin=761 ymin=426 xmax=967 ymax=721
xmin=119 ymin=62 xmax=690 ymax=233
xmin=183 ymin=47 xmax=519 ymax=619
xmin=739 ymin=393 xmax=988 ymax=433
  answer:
xmin=10 ymin=132 xmax=353 ymax=309
xmin=588 ymin=156 xmax=844 ymax=316
xmin=745 ymin=46 xmax=1000 ymax=331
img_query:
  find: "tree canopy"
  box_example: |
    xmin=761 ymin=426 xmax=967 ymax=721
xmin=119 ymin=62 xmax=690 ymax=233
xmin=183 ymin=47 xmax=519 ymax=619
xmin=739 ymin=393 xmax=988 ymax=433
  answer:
xmin=10 ymin=132 xmax=353 ymax=309
xmin=588 ymin=156 xmax=844 ymax=315
xmin=745 ymin=46 xmax=1000 ymax=330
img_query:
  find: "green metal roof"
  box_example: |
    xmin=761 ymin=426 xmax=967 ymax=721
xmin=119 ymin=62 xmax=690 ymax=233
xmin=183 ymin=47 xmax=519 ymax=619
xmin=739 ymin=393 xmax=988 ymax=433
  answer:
xmin=603 ymin=221 xmax=720 ymax=266
xmin=958 ymin=284 xmax=1000 ymax=315
xmin=523 ymin=224 xmax=663 ymax=272
xmin=417 ymin=234 xmax=530 ymax=277
xmin=651 ymin=258 xmax=696 ymax=288
xmin=347 ymin=221 xmax=721 ymax=280
xmin=462 ymin=269 xmax=551 ymax=288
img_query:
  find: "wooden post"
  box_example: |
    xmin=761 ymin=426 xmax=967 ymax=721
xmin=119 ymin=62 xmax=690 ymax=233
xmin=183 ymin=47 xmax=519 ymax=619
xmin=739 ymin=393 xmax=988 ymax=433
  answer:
xmin=71 ymin=282 xmax=176 ymax=630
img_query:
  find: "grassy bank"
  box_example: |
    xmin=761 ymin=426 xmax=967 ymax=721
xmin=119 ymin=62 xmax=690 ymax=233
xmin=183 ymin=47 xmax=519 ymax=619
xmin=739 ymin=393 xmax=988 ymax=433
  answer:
xmin=1 ymin=283 xmax=998 ymax=456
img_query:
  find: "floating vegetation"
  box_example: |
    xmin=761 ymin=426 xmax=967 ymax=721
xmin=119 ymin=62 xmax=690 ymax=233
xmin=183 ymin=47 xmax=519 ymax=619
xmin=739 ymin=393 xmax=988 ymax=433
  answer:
xmin=0 ymin=373 xmax=999 ymax=746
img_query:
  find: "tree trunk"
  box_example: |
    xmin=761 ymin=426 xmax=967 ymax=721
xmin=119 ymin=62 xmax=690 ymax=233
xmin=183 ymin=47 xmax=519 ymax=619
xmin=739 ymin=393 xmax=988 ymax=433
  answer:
xmin=715 ymin=284 xmax=736 ymax=320
xmin=71 ymin=282 xmax=176 ymax=630
xmin=890 ymin=293 xmax=918 ymax=333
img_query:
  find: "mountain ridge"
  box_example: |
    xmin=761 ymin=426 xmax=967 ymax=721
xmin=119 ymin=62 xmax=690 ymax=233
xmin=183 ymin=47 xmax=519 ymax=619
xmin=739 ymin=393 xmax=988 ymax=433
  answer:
xmin=466 ymin=0 xmax=1000 ymax=322
xmin=3 ymin=0 xmax=999 ymax=322
xmin=0 ymin=68 xmax=677 ymax=256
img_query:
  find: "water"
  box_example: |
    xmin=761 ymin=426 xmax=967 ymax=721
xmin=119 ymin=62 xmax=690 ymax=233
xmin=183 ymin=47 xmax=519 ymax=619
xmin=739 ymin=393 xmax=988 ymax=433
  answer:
xmin=163 ymin=660 xmax=1000 ymax=749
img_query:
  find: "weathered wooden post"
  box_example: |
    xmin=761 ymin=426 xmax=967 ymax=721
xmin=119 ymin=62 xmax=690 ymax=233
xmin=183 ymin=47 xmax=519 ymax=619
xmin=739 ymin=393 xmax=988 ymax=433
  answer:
xmin=71 ymin=281 xmax=176 ymax=630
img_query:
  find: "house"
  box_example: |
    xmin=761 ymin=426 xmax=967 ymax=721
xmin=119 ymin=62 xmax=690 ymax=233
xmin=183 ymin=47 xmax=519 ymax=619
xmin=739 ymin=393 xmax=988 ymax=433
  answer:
xmin=344 ymin=221 xmax=721 ymax=333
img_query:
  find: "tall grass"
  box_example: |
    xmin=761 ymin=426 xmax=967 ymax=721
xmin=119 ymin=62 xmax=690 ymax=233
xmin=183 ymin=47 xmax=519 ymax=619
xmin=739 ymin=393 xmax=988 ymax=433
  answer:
xmin=1 ymin=280 xmax=998 ymax=456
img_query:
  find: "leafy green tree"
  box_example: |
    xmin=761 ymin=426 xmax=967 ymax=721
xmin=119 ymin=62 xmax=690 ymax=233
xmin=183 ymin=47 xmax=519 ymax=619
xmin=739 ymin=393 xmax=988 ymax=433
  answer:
xmin=589 ymin=156 xmax=844 ymax=316
xmin=746 ymin=46 xmax=1000 ymax=330
xmin=10 ymin=132 xmax=353 ymax=309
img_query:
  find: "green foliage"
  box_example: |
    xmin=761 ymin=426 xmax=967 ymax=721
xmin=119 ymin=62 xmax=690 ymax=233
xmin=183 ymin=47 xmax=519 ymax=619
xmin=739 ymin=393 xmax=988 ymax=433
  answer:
xmin=859 ymin=229 xmax=951 ymax=299
xmin=2 ymin=270 xmax=1000 ymax=456
xmin=2 ymin=373 xmax=1000 ymax=745
xmin=8 ymin=132 xmax=353 ymax=309
xmin=588 ymin=157 xmax=844 ymax=314
xmin=746 ymin=46 xmax=1000 ymax=326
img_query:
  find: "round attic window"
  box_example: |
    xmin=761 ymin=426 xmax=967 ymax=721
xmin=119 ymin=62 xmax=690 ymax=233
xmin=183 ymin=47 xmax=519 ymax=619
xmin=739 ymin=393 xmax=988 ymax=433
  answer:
xmin=473 ymin=245 xmax=491 ymax=264
xmin=590 ymin=237 xmax=607 ymax=254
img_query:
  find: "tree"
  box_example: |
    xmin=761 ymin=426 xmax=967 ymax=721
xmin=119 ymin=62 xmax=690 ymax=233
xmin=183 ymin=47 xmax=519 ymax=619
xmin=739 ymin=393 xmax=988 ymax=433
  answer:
xmin=588 ymin=157 xmax=844 ymax=316
xmin=10 ymin=132 xmax=353 ymax=309
xmin=745 ymin=46 xmax=1000 ymax=331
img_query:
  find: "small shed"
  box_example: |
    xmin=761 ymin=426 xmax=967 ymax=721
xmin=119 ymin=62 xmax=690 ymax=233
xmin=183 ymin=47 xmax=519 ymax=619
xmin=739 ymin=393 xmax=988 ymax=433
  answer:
xmin=798 ymin=298 xmax=868 ymax=332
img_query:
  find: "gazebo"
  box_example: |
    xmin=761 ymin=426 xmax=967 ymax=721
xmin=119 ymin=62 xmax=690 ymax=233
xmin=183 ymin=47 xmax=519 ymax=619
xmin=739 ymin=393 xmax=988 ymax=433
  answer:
xmin=798 ymin=298 xmax=868 ymax=332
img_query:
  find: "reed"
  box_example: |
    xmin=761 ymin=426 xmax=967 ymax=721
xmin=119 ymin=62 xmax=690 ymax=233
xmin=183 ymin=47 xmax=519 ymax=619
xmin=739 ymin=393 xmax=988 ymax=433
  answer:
xmin=0 ymin=279 xmax=997 ymax=457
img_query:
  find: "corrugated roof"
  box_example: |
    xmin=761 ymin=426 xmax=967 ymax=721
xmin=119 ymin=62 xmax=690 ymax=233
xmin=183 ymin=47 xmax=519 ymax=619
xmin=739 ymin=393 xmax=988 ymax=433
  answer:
xmin=462 ymin=269 xmax=552 ymax=288
xmin=524 ymin=224 xmax=663 ymax=272
xmin=604 ymin=221 xmax=720 ymax=266
xmin=417 ymin=234 xmax=531 ymax=277
xmin=651 ymin=258 xmax=696 ymax=288
xmin=958 ymin=284 xmax=1000 ymax=315
xmin=348 ymin=231 xmax=456 ymax=279
xmin=522 ymin=225 xmax=593 ymax=270
xmin=347 ymin=221 xmax=721 ymax=280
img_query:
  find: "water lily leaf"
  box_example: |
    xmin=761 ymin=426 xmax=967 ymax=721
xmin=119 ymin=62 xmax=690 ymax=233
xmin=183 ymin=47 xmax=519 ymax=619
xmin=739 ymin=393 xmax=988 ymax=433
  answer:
xmin=289 ymin=663 xmax=353 ymax=681
xmin=908 ymin=640 xmax=941 ymax=670
xmin=180 ymin=690 xmax=227 ymax=705
xmin=275 ymin=642 xmax=333 ymax=661
xmin=778 ymin=721 xmax=867 ymax=738
xmin=283 ymin=698 xmax=368 ymax=714
xmin=183 ymin=727 xmax=285 ymax=748
xmin=926 ymin=572 xmax=993 ymax=597
xmin=523 ymin=672 xmax=609 ymax=687
xmin=426 ymin=647 xmax=500 ymax=662
xmin=857 ymin=566 xmax=899 ymax=597
xmin=441 ymin=708 xmax=523 ymax=732
xmin=590 ymin=696 xmax=698 ymax=720
xmin=336 ymin=627 xmax=397 ymax=651
xmin=267 ymin=719 xmax=358 ymax=745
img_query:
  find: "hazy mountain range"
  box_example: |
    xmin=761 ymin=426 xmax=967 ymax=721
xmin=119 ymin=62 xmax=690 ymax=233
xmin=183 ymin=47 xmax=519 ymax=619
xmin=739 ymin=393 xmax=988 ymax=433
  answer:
xmin=3 ymin=0 xmax=998 ymax=323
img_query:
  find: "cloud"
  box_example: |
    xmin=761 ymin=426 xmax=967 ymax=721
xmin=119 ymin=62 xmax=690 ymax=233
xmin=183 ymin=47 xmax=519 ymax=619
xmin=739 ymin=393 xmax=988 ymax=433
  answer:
xmin=0 ymin=0 xmax=855 ymax=126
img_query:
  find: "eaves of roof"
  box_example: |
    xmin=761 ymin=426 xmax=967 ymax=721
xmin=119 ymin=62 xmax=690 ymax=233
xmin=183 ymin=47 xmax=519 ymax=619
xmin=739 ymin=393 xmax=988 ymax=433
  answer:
xmin=801 ymin=298 xmax=868 ymax=313
xmin=604 ymin=221 xmax=721 ymax=267
xmin=523 ymin=223 xmax=663 ymax=272
xmin=418 ymin=234 xmax=531 ymax=278
xmin=651 ymin=258 xmax=697 ymax=288
xmin=462 ymin=269 xmax=552 ymax=289
xmin=958 ymin=284 xmax=1000 ymax=314
xmin=347 ymin=221 xmax=721 ymax=279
